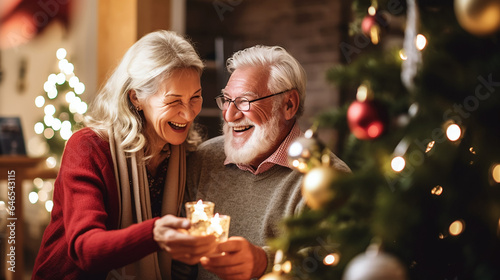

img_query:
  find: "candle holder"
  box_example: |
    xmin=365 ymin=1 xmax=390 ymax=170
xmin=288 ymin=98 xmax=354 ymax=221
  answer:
xmin=185 ymin=200 xmax=215 ymax=236
xmin=208 ymin=214 xmax=231 ymax=242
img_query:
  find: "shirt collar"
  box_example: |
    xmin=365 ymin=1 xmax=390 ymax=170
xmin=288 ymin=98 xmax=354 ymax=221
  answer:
xmin=224 ymin=121 xmax=301 ymax=175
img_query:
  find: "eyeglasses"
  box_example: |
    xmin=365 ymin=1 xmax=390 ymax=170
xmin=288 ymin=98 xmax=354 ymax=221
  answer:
xmin=215 ymin=89 xmax=291 ymax=111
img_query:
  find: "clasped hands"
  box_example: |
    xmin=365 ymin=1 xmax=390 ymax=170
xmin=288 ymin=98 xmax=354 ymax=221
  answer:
xmin=153 ymin=215 xmax=267 ymax=280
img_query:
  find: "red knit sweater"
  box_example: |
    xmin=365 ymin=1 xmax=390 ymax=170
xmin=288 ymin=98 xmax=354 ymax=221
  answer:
xmin=32 ymin=128 xmax=160 ymax=280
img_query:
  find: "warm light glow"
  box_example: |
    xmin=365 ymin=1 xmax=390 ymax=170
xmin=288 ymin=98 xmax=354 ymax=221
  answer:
xmin=35 ymin=95 xmax=45 ymax=107
xmin=33 ymin=178 xmax=44 ymax=189
xmin=425 ymin=141 xmax=435 ymax=153
xmin=58 ymin=59 xmax=69 ymax=71
xmin=44 ymin=104 xmax=56 ymax=116
xmin=43 ymin=81 xmax=55 ymax=93
xmin=368 ymin=6 xmax=376 ymax=16
xmin=38 ymin=190 xmax=49 ymax=202
xmin=391 ymin=156 xmax=406 ymax=172
xmin=446 ymin=124 xmax=461 ymax=141
xmin=52 ymin=118 xmax=62 ymax=131
xmin=298 ymin=162 xmax=308 ymax=173
xmin=44 ymin=128 xmax=55 ymax=139
xmin=46 ymin=156 xmax=57 ymax=168
xmin=42 ymin=181 xmax=54 ymax=192
xmin=282 ymin=260 xmax=292 ymax=273
xmin=74 ymin=113 xmax=84 ymax=123
xmin=304 ymin=129 xmax=314 ymax=139
xmin=65 ymin=91 xmax=76 ymax=103
xmin=69 ymin=76 xmax=79 ymax=88
xmin=469 ymin=147 xmax=476 ymax=155
xmin=44 ymin=115 xmax=54 ymax=127
xmin=45 ymin=200 xmax=54 ymax=212
xmin=193 ymin=200 xmax=209 ymax=222
xmin=209 ymin=213 xmax=223 ymax=235
xmin=289 ymin=142 xmax=303 ymax=157
xmin=323 ymin=253 xmax=340 ymax=266
xmin=29 ymin=192 xmax=39 ymax=204
xmin=356 ymin=85 xmax=369 ymax=102
xmin=56 ymin=48 xmax=67 ymax=60
xmin=34 ymin=122 xmax=44 ymax=134
xmin=56 ymin=73 xmax=66 ymax=84
xmin=48 ymin=73 xmax=57 ymax=84
xmin=303 ymin=168 xmax=324 ymax=191
xmin=492 ymin=164 xmax=500 ymax=183
xmin=75 ymin=83 xmax=85 ymax=94
xmin=47 ymin=88 xmax=58 ymax=99
xmin=416 ymin=34 xmax=427 ymax=50
xmin=63 ymin=62 xmax=75 ymax=74
xmin=431 ymin=185 xmax=443 ymax=196
xmin=370 ymin=26 xmax=380 ymax=45
xmin=438 ymin=233 xmax=445 ymax=239
xmin=399 ymin=49 xmax=407 ymax=60
xmin=77 ymin=102 xmax=88 ymax=114
xmin=292 ymin=159 xmax=300 ymax=168
xmin=449 ymin=220 xmax=465 ymax=236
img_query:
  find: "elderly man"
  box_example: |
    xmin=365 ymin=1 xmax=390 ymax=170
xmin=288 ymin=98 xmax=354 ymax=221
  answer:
xmin=186 ymin=45 xmax=350 ymax=280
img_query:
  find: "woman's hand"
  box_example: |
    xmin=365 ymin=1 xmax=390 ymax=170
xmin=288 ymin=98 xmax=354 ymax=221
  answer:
xmin=153 ymin=214 xmax=217 ymax=265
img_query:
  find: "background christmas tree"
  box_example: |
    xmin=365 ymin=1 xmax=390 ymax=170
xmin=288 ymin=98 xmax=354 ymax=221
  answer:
xmin=265 ymin=0 xmax=500 ymax=279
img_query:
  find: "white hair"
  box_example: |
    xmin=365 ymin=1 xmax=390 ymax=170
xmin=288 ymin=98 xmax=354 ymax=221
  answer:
xmin=84 ymin=30 xmax=203 ymax=153
xmin=226 ymin=45 xmax=307 ymax=117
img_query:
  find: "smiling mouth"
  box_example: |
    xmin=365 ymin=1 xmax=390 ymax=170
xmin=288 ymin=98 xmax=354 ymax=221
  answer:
xmin=169 ymin=121 xmax=187 ymax=130
xmin=233 ymin=125 xmax=253 ymax=132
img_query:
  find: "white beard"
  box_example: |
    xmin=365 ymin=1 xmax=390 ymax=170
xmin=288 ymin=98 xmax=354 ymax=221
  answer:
xmin=223 ymin=113 xmax=281 ymax=165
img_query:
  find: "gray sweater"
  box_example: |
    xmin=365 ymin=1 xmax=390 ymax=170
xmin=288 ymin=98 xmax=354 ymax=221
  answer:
xmin=186 ymin=135 xmax=350 ymax=279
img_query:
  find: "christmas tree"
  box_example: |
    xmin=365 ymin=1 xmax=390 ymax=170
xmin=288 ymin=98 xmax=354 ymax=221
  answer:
xmin=265 ymin=0 xmax=500 ymax=279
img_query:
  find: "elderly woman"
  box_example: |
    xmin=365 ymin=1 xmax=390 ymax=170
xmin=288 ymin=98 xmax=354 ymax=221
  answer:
xmin=32 ymin=30 xmax=216 ymax=279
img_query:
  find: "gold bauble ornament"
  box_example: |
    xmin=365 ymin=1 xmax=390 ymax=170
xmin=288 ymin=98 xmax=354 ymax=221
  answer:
xmin=454 ymin=0 xmax=500 ymax=36
xmin=302 ymin=166 xmax=338 ymax=210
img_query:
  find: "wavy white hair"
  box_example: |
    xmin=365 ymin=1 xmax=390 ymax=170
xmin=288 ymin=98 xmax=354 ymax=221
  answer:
xmin=84 ymin=30 xmax=204 ymax=154
xmin=226 ymin=45 xmax=307 ymax=117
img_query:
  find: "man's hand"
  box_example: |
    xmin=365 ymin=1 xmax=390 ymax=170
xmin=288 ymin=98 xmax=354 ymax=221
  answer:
xmin=154 ymin=215 xmax=217 ymax=265
xmin=200 ymin=236 xmax=268 ymax=280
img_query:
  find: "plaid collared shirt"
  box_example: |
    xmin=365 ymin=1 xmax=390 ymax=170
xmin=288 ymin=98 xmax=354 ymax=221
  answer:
xmin=224 ymin=121 xmax=301 ymax=175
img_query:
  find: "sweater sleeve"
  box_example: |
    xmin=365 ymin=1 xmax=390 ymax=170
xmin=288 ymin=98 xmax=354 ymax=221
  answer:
xmin=56 ymin=129 xmax=160 ymax=272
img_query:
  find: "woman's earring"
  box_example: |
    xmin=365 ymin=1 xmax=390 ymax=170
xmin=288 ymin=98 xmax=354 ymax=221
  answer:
xmin=136 ymin=106 xmax=141 ymax=111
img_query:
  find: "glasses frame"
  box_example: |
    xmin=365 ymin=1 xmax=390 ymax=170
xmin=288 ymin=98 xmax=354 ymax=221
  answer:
xmin=215 ymin=89 xmax=291 ymax=112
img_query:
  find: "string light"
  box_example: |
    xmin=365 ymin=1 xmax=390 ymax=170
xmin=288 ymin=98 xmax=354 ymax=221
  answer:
xmin=323 ymin=253 xmax=340 ymax=266
xmin=431 ymin=185 xmax=443 ymax=196
xmin=492 ymin=164 xmax=500 ymax=184
xmin=35 ymin=96 xmax=45 ymax=107
xmin=399 ymin=49 xmax=408 ymax=60
xmin=45 ymin=200 xmax=54 ymax=212
xmin=449 ymin=220 xmax=465 ymax=236
xmin=34 ymin=122 xmax=44 ymax=134
xmin=282 ymin=261 xmax=292 ymax=273
xmin=33 ymin=178 xmax=44 ymax=189
xmin=46 ymin=156 xmax=57 ymax=168
xmin=446 ymin=124 xmax=462 ymax=141
xmin=416 ymin=34 xmax=427 ymax=50
xmin=391 ymin=156 xmax=406 ymax=172
xmin=29 ymin=192 xmax=39 ymax=204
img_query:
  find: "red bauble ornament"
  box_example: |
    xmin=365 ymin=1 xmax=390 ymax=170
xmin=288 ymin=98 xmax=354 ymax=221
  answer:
xmin=361 ymin=15 xmax=378 ymax=36
xmin=347 ymin=100 xmax=387 ymax=140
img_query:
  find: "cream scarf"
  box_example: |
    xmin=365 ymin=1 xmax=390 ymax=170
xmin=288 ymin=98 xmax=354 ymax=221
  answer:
xmin=106 ymin=129 xmax=186 ymax=280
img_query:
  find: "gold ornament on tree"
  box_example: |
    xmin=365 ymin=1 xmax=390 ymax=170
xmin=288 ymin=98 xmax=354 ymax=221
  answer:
xmin=454 ymin=0 xmax=500 ymax=36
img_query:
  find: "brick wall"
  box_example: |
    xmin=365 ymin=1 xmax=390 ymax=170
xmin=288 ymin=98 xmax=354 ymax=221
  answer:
xmin=187 ymin=0 xmax=350 ymax=133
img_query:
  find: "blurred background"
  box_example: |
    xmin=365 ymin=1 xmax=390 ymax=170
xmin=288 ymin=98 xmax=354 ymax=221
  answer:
xmin=0 ymin=0 xmax=351 ymax=278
